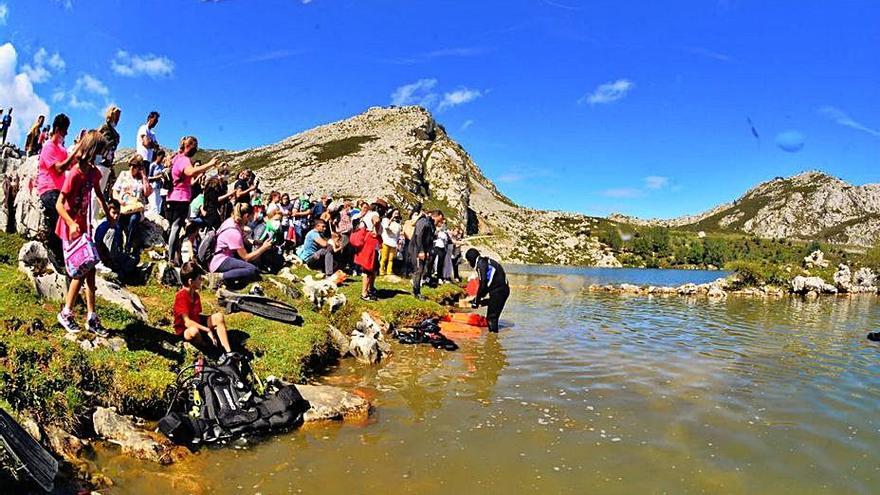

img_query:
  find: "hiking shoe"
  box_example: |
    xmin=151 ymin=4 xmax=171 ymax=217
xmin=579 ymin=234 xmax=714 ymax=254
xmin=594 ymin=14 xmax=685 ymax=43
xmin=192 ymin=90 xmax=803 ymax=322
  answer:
xmin=57 ymin=310 xmax=81 ymax=334
xmin=87 ymin=315 xmax=109 ymax=338
xmin=414 ymin=294 xmax=426 ymax=301
xmin=361 ymin=295 xmax=377 ymax=302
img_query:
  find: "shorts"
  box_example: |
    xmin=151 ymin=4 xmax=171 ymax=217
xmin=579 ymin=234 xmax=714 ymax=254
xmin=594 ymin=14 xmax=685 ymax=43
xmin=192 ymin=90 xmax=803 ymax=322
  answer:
xmin=175 ymin=314 xmax=211 ymax=337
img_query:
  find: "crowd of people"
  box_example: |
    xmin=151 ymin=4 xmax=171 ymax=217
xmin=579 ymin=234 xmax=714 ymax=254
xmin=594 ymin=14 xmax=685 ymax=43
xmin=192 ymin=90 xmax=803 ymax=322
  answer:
xmin=21 ymin=105 xmax=496 ymax=349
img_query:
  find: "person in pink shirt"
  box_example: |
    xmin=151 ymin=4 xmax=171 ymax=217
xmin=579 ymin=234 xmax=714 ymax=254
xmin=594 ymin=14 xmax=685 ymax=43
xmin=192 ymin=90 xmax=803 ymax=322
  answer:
xmin=37 ymin=114 xmax=74 ymax=272
xmin=166 ymin=136 xmax=217 ymax=265
xmin=209 ymin=203 xmax=273 ymax=289
xmin=55 ymin=130 xmax=113 ymax=337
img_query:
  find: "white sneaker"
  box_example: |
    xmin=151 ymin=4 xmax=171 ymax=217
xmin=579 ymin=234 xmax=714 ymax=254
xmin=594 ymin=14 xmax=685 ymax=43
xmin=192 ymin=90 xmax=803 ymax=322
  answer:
xmin=57 ymin=310 xmax=81 ymax=334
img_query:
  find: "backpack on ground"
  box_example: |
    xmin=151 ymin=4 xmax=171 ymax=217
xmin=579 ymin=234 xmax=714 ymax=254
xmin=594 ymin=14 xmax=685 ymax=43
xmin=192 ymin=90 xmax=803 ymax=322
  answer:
xmin=158 ymin=353 xmax=310 ymax=447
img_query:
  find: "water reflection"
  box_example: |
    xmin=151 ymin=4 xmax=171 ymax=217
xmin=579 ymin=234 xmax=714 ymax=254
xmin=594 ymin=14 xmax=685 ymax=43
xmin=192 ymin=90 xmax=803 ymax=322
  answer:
xmin=97 ymin=268 xmax=880 ymax=494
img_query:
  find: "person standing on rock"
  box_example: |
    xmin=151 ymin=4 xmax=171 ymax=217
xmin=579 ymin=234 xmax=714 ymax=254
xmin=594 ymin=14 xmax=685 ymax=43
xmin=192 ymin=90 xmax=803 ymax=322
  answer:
xmin=98 ymin=105 xmax=122 ymax=200
xmin=409 ymin=210 xmax=442 ymax=300
xmin=0 ymin=108 xmax=12 ymax=145
xmin=55 ymin=130 xmax=114 ymax=337
xmin=465 ymin=248 xmax=510 ymax=333
xmin=147 ymin=149 xmax=167 ymax=215
xmin=36 ymin=113 xmax=73 ymax=273
xmin=24 ymin=115 xmax=44 ymax=156
xmin=136 ymin=111 xmax=160 ymax=162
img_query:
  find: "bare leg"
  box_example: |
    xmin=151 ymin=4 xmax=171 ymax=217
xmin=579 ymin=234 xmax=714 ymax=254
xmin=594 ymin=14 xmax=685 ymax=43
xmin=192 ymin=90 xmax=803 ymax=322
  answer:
xmin=210 ymin=313 xmax=232 ymax=353
xmin=84 ymin=269 xmax=97 ymax=315
xmin=64 ymin=277 xmax=83 ymax=311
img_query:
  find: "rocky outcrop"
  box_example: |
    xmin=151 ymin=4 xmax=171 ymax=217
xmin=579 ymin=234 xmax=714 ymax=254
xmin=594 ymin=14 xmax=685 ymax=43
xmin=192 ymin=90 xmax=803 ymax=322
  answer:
xmin=92 ymin=407 xmax=184 ymax=465
xmin=349 ymin=312 xmax=392 ymax=364
xmin=804 ymin=250 xmax=829 ymax=269
xmin=791 ymin=276 xmax=838 ymax=295
xmin=220 ymin=106 xmax=618 ymax=266
xmin=18 ymin=240 xmax=148 ymax=319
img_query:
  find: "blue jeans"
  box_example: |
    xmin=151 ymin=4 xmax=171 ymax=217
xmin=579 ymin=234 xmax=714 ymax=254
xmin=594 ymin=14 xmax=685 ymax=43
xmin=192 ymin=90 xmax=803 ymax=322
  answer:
xmin=217 ymin=257 xmax=260 ymax=289
xmin=119 ymin=212 xmax=141 ymax=253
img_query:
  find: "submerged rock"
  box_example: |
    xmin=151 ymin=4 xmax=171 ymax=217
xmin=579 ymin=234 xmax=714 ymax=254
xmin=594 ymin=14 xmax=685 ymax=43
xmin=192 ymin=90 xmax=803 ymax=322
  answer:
xmin=93 ymin=407 xmax=182 ymax=465
xmin=298 ymin=385 xmax=370 ymax=422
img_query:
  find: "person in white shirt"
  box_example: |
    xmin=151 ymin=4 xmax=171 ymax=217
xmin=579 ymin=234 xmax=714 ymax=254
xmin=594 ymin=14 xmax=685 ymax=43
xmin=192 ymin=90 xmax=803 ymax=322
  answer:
xmin=136 ymin=111 xmax=160 ymax=162
xmin=379 ymin=209 xmax=402 ymax=276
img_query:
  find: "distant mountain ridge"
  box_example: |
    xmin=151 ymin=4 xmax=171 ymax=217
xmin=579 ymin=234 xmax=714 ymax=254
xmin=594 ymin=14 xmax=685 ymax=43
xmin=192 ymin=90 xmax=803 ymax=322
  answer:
xmin=612 ymin=171 xmax=880 ymax=247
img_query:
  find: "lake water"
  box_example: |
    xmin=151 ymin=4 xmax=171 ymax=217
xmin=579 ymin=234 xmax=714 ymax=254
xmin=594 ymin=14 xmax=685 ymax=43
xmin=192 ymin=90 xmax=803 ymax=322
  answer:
xmin=97 ymin=267 xmax=880 ymax=494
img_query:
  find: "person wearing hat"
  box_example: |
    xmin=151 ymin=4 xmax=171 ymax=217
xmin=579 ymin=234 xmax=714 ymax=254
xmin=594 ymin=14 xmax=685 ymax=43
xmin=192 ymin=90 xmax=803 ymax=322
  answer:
xmin=465 ymin=248 xmax=510 ymax=333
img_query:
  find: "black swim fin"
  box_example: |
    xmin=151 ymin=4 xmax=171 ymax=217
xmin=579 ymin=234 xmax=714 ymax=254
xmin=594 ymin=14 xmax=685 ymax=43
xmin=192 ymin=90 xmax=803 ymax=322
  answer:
xmin=868 ymin=332 xmax=880 ymax=342
xmin=0 ymin=408 xmax=58 ymax=492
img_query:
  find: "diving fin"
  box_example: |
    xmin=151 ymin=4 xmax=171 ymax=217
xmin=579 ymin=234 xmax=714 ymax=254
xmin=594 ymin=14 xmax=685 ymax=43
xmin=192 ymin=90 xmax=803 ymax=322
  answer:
xmin=0 ymin=408 xmax=58 ymax=492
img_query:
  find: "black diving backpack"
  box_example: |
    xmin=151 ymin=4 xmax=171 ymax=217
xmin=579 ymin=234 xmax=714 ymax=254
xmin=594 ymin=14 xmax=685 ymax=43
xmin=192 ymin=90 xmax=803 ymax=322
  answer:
xmin=159 ymin=353 xmax=310 ymax=446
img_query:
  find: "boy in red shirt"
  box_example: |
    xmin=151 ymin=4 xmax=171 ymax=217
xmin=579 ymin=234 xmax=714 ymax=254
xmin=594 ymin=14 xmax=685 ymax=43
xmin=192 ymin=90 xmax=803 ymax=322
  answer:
xmin=174 ymin=261 xmax=232 ymax=354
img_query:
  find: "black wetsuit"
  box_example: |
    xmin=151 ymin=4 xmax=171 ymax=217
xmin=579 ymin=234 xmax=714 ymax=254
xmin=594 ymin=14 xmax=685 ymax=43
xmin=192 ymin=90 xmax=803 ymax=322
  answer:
xmin=408 ymin=215 xmax=435 ymax=296
xmin=473 ymin=256 xmax=510 ymax=332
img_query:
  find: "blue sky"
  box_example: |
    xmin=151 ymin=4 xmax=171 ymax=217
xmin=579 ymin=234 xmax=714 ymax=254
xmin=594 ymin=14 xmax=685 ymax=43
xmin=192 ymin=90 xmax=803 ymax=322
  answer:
xmin=1 ymin=0 xmax=878 ymax=219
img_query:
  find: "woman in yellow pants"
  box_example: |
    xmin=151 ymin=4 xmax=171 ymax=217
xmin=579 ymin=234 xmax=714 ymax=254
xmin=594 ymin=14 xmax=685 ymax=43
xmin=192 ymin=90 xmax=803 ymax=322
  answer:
xmin=380 ymin=209 xmax=402 ymax=276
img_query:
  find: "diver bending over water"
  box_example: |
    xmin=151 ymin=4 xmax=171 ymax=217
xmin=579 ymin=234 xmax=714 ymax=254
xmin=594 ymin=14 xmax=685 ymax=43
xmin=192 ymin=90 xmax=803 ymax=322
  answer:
xmin=465 ymin=248 xmax=510 ymax=333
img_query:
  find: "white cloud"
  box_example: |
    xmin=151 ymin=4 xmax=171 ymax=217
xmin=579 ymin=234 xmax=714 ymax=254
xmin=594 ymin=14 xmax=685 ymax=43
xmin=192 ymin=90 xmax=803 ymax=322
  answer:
xmin=685 ymin=47 xmax=732 ymax=63
xmin=461 ymin=120 xmax=474 ymax=131
xmin=644 ymin=176 xmax=669 ymax=190
xmin=0 ymin=4 xmax=8 ymax=25
xmin=580 ymin=79 xmax=634 ymax=105
xmin=438 ymin=87 xmax=483 ymax=111
xmin=601 ymin=187 xmax=643 ymax=198
xmin=390 ymin=78 xmax=438 ymax=107
xmin=0 ymin=43 xmax=51 ymax=145
xmin=819 ymin=106 xmax=880 ymax=138
xmin=21 ymin=48 xmax=66 ymax=84
xmin=111 ymin=50 xmax=175 ymax=78
xmin=391 ymin=80 xmax=486 ymax=111
xmin=76 ymin=74 xmax=109 ymax=96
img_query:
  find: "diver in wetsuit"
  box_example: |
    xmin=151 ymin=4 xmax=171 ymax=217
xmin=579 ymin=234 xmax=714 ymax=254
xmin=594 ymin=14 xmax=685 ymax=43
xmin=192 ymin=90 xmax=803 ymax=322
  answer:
xmin=465 ymin=248 xmax=510 ymax=333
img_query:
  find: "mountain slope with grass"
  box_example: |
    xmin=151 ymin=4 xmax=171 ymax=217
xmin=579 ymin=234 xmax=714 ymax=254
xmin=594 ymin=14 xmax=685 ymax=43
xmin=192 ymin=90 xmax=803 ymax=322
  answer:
xmin=219 ymin=105 xmax=621 ymax=266
xmin=613 ymin=171 xmax=880 ymax=248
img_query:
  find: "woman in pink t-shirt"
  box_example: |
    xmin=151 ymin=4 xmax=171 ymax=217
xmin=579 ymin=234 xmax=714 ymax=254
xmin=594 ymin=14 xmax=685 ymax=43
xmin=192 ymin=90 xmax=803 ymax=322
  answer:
xmin=166 ymin=136 xmax=217 ymax=265
xmin=209 ymin=203 xmax=274 ymax=289
xmin=55 ymin=130 xmax=114 ymax=337
xmin=36 ymin=114 xmax=74 ymax=271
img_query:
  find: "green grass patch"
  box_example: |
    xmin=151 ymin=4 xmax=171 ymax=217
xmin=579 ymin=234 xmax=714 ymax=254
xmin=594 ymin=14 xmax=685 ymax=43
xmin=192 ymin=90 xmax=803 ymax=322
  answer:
xmin=307 ymin=136 xmax=378 ymax=162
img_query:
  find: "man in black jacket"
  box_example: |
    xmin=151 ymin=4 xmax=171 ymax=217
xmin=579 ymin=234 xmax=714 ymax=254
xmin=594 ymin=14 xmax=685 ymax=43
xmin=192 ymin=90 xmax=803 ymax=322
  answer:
xmin=465 ymin=248 xmax=510 ymax=333
xmin=409 ymin=210 xmax=443 ymax=300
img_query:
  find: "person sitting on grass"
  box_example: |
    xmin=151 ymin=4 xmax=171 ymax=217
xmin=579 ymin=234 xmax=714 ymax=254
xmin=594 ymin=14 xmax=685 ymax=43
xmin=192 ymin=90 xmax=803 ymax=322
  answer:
xmin=94 ymin=199 xmax=139 ymax=282
xmin=297 ymin=219 xmax=336 ymax=276
xmin=174 ymin=261 xmax=232 ymax=355
xmin=209 ymin=202 xmax=273 ymax=290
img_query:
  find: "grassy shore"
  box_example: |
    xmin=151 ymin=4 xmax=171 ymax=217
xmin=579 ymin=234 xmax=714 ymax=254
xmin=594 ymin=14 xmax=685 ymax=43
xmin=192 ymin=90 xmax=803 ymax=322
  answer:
xmin=0 ymin=231 xmax=463 ymax=432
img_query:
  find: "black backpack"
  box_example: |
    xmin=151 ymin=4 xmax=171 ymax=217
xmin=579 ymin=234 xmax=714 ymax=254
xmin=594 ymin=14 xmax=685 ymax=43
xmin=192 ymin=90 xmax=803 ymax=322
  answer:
xmin=159 ymin=354 xmax=310 ymax=447
xmin=196 ymin=225 xmax=235 ymax=269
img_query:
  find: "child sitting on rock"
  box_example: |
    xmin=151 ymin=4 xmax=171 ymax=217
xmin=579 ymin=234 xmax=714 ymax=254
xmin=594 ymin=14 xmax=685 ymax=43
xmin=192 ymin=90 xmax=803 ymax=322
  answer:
xmin=174 ymin=261 xmax=232 ymax=355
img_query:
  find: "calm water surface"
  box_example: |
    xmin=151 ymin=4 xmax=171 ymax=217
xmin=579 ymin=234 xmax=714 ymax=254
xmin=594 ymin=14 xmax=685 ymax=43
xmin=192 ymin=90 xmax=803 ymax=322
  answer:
xmin=98 ymin=267 xmax=880 ymax=494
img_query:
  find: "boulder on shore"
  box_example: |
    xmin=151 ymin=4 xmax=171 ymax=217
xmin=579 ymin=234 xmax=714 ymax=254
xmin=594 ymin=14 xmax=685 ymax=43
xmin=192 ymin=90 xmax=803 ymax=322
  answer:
xmin=791 ymin=275 xmax=837 ymax=295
